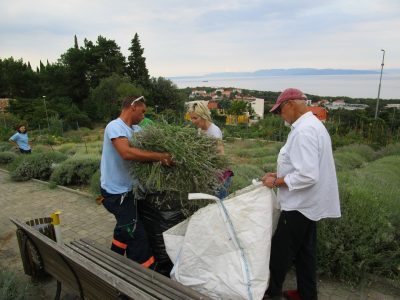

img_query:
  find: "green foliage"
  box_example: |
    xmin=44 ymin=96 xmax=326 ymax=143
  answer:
xmin=148 ymin=77 xmax=186 ymax=113
xmin=10 ymin=152 xmax=67 ymax=181
xmin=0 ymin=57 xmax=40 ymax=98
xmin=225 ymin=140 xmax=281 ymax=191
xmin=334 ymin=144 xmax=376 ymax=171
xmin=50 ymin=155 xmax=100 ymax=185
xmin=223 ymin=115 xmax=290 ymax=141
xmin=230 ymin=164 xmax=264 ymax=192
xmin=131 ymin=124 xmax=229 ymax=193
xmin=376 ymin=143 xmax=400 ymax=158
xmin=0 ymin=151 xmax=17 ymax=164
xmin=83 ymin=74 xmax=144 ymax=121
xmin=130 ymin=124 xmax=229 ymax=215
xmin=31 ymin=144 xmax=51 ymax=153
xmin=90 ymin=169 xmax=101 ymax=196
xmin=227 ymin=100 xmax=249 ymax=115
xmin=59 ymin=44 xmax=89 ymax=105
xmin=0 ymin=142 xmax=13 ymax=152
xmin=56 ymin=143 xmax=77 ymax=155
xmin=318 ymin=155 xmax=400 ymax=284
xmin=0 ymin=269 xmax=30 ymax=300
xmin=85 ymin=35 xmax=126 ymax=88
xmin=127 ymin=33 xmax=150 ymax=87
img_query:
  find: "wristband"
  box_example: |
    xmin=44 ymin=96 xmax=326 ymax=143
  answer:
xmin=272 ymin=178 xmax=278 ymax=188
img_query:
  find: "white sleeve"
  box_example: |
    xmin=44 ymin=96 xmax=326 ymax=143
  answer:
xmin=284 ymin=131 xmax=319 ymax=191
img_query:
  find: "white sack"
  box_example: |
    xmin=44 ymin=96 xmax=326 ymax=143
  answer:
xmin=163 ymin=182 xmax=279 ymax=300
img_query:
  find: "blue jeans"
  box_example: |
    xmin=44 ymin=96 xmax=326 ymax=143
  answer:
xmin=216 ymin=176 xmax=233 ymax=200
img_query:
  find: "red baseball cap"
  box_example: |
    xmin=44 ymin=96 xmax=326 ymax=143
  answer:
xmin=270 ymin=88 xmax=308 ymax=114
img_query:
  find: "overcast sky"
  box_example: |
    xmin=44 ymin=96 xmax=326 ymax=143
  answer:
xmin=1 ymin=0 xmax=399 ymax=77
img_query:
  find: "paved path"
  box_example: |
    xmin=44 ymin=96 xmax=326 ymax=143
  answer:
xmin=0 ymin=169 xmax=114 ymax=275
xmin=0 ymin=170 xmax=399 ymax=300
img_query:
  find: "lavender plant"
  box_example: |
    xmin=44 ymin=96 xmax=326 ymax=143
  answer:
xmin=129 ymin=124 xmax=230 ymax=215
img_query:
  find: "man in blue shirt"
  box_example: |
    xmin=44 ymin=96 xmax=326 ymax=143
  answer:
xmin=100 ymin=95 xmax=173 ymax=268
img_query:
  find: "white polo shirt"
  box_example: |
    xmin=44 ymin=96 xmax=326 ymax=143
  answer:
xmin=277 ymin=112 xmax=341 ymax=221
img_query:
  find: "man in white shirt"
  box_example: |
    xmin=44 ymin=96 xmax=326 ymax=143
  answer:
xmin=262 ymin=88 xmax=341 ymax=300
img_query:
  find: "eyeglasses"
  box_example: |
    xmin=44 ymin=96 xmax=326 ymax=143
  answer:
xmin=131 ymin=96 xmax=145 ymax=106
xmin=275 ymin=100 xmax=289 ymax=115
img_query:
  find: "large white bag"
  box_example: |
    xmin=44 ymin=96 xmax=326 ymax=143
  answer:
xmin=163 ymin=182 xmax=279 ymax=300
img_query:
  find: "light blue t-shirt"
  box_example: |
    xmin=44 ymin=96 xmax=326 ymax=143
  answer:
xmin=100 ymin=118 xmax=138 ymax=194
xmin=9 ymin=132 xmax=31 ymax=150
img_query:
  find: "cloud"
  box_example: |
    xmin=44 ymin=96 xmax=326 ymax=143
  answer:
xmin=0 ymin=0 xmax=399 ymax=76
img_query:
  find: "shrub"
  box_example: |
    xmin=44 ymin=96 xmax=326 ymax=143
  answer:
xmin=56 ymin=143 xmax=77 ymax=155
xmin=90 ymin=169 xmax=101 ymax=196
xmin=335 ymin=144 xmax=376 ymax=162
xmin=376 ymin=143 xmax=400 ymax=158
xmin=10 ymin=152 xmax=67 ymax=181
xmin=318 ymin=156 xmax=400 ymax=284
xmin=334 ymin=152 xmax=366 ymax=172
xmin=0 ymin=142 xmax=13 ymax=152
xmin=50 ymin=155 xmax=100 ymax=186
xmin=31 ymin=144 xmax=51 ymax=153
xmin=0 ymin=269 xmax=30 ymax=300
xmin=0 ymin=152 xmax=17 ymax=164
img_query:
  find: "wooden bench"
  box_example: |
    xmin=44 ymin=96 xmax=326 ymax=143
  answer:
xmin=10 ymin=218 xmax=210 ymax=300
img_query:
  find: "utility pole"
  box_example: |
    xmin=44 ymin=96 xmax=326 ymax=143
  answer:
xmin=374 ymin=49 xmax=385 ymax=119
xmin=43 ymin=96 xmax=50 ymax=130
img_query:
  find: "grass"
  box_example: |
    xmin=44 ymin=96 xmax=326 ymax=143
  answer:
xmin=0 ymin=269 xmax=30 ymax=300
xmin=0 ymin=127 xmax=399 ymax=285
xmin=318 ymin=155 xmax=400 ymax=284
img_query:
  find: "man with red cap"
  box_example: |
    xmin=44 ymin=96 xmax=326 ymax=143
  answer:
xmin=262 ymin=88 xmax=341 ymax=300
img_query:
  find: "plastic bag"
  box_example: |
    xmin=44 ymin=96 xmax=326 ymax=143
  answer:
xmin=164 ymin=182 xmax=279 ymax=300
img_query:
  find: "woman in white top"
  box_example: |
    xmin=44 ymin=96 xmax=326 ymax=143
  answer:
xmin=187 ymin=101 xmax=224 ymax=154
xmin=188 ymin=101 xmax=233 ymax=199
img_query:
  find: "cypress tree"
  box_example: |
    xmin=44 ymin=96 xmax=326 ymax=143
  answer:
xmin=74 ymin=35 xmax=79 ymax=49
xmin=127 ymin=33 xmax=150 ymax=87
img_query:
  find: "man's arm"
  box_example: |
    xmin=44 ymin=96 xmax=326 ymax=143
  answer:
xmin=262 ymin=172 xmax=287 ymax=189
xmin=112 ymin=137 xmax=173 ymax=166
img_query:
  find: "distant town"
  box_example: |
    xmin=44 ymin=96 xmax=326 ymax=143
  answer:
xmin=185 ymin=87 xmax=400 ymax=124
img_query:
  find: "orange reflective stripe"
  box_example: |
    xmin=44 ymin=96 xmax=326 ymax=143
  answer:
xmin=112 ymin=239 xmax=127 ymax=250
xmin=141 ymin=256 xmax=155 ymax=268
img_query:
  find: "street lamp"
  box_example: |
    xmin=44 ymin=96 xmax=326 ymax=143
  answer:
xmin=374 ymin=49 xmax=385 ymax=119
xmin=42 ymin=96 xmax=50 ymax=130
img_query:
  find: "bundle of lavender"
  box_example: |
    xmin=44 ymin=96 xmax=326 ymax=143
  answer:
xmin=129 ymin=123 xmax=229 ymax=215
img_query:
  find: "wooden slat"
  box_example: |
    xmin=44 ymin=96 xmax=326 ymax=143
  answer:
xmin=69 ymin=240 xmax=209 ymax=300
xmin=10 ymin=218 xmax=157 ymax=300
xmin=66 ymin=243 xmax=169 ymax=300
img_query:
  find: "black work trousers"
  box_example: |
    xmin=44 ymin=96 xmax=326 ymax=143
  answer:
xmin=101 ymin=188 xmax=154 ymax=266
xmin=267 ymin=210 xmax=317 ymax=300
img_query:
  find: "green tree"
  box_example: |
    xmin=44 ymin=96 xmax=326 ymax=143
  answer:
xmin=0 ymin=57 xmax=40 ymax=98
xmin=227 ymin=100 xmax=248 ymax=115
xmin=39 ymin=62 xmax=70 ymax=98
xmin=85 ymin=36 xmax=126 ymax=88
xmin=84 ymin=74 xmax=144 ymax=121
xmin=218 ymin=98 xmax=231 ymax=113
xmin=59 ymin=38 xmax=90 ymax=106
xmin=148 ymin=77 xmax=185 ymax=113
xmin=127 ymin=33 xmax=150 ymax=87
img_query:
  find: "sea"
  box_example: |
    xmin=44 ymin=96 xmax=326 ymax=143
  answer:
xmin=171 ymin=74 xmax=400 ymax=100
